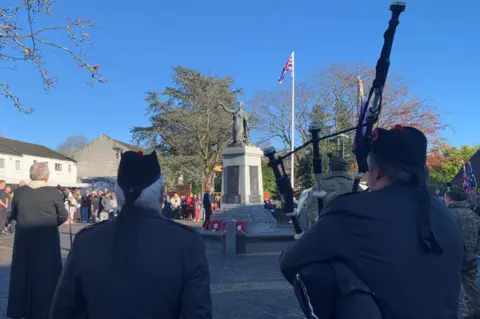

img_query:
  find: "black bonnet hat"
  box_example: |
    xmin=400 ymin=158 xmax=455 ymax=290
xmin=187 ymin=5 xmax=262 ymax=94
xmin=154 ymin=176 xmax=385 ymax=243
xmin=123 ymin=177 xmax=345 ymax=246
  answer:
xmin=370 ymin=124 xmax=442 ymax=255
xmin=328 ymin=155 xmax=348 ymax=172
xmin=370 ymin=125 xmax=427 ymax=173
xmin=117 ymin=151 xmax=161 ymax=203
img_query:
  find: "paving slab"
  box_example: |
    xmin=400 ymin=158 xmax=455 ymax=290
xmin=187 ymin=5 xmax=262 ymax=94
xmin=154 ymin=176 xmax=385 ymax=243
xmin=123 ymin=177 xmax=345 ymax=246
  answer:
xmin=0 ymin=223 xmax=304 ymax=319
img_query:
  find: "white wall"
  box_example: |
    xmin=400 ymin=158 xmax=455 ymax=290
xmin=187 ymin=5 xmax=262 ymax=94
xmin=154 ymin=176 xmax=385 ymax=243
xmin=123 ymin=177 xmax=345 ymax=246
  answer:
xmin=0 ymin=153 xmax=23 ymax=184
xmin=0 ymin=153 xmax=78 ymax=186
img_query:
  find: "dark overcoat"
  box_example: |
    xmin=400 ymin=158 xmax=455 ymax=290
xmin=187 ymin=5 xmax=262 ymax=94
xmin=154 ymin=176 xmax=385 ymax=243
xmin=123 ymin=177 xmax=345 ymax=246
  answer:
xmin=49 ymin=205 xmax=212 ymax=319
xmin=8 ymin=184 xmax=68 ymax=319
xmin=280 ymin=184 xmax=464 ymax=318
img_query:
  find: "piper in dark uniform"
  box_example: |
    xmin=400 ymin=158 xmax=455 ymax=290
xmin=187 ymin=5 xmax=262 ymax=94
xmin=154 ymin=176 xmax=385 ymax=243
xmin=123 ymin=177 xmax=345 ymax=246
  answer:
xmin=280 ymin=125 xmax=464 ymax=318
xmin=50 ymin=151 xmax=212 ymax=319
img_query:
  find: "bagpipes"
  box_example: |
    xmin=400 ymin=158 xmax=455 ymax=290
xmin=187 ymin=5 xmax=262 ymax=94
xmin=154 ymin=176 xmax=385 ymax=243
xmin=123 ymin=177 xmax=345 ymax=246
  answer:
xmin=263 ymin=2 xmax=406 ymax=239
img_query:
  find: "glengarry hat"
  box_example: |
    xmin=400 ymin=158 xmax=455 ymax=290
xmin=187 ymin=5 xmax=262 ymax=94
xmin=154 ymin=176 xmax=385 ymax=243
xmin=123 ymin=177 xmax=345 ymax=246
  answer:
xmin=117 ymin=151 xmax=161 ymax=203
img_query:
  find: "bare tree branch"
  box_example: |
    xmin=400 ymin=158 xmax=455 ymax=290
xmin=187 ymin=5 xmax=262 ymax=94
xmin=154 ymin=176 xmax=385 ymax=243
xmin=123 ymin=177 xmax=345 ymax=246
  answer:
xmin=0 ymin=1 xmax=105 ymax=112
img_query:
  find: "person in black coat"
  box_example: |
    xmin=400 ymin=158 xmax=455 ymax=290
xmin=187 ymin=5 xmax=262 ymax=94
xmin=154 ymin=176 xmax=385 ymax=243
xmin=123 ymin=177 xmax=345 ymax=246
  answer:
xmin=202 ymin=187 xmax=214 ymax=227
xmin=280 ymin=125 xmax=464 ymax=318
xmin=7 ymin=162 xmax=68 ymax=319
xmin=50 ymin=151 xmax=212 ymax=319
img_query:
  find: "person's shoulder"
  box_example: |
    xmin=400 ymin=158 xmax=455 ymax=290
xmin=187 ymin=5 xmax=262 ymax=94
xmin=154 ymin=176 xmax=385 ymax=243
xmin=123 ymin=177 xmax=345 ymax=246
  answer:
xmin=163 ymin=218 xmax=197 ymax=234
xmin=76 ymin=220 xmax=110 ymax=236
xmin=321 ymin=191 xmax=364 ymax=215
xmin=328 ymin=190 xmax=365 ymax=204
xmin=452 ymin=206 xmax=479 ymax=220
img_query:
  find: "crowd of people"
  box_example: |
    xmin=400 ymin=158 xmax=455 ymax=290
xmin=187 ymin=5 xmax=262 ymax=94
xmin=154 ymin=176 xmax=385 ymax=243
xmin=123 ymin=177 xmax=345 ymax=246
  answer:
xmin=1 ymin=178 xmax=222 ymax=240
xmin=5 ymin=125 xmax=480 ymax=319
xmin=0 ymin=180 xmax=26 ymax=235
xmin=162 ymin=191 xmax=220 ymax=222
xmin=59 ymin=187 xmax=119 ymax=223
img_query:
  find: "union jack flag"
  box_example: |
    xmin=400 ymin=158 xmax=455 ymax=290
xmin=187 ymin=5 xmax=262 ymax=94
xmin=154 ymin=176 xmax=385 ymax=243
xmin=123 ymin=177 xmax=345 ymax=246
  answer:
xmin=278 ymin=51 xmax=294 ymax=84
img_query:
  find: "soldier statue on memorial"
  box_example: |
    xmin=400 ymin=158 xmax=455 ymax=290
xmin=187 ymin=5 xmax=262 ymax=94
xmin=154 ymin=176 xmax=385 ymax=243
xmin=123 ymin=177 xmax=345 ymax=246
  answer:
xmin=221 ymin=101 xmax=250 ymax=146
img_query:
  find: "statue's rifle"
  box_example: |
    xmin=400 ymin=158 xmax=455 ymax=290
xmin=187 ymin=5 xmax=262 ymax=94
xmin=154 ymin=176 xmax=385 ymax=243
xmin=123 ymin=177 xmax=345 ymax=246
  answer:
xmin=263 ymin=1 xmax=406 ymax=239
xmin=352 ymin=2 xmax=407 ymax=192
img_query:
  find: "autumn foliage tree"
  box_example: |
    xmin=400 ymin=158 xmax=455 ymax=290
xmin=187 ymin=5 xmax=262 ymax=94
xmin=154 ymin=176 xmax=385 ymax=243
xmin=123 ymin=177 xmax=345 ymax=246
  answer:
xmin=1 ymin=0 xmax=104 ymax=113
xmin=251 ymin=64 xmax=447 ymax=189
xmin=427 ymin=143 xmax=480 ymax=188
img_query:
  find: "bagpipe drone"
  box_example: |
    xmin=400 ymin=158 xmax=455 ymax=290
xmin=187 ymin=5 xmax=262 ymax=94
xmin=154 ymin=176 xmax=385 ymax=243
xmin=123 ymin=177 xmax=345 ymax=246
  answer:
xmin=263 ymin=2 xmax=407 ymax=239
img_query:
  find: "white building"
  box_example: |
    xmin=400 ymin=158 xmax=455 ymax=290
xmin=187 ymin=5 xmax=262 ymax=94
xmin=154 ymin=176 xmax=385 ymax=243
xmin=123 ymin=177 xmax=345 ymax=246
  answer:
xmin=0 ymin=136 xmax=85 ymax=187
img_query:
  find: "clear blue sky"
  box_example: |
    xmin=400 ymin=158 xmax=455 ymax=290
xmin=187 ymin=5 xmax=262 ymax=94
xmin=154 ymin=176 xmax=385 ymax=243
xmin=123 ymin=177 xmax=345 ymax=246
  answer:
xmin=1 ymin=0 xmax=478 ymax=150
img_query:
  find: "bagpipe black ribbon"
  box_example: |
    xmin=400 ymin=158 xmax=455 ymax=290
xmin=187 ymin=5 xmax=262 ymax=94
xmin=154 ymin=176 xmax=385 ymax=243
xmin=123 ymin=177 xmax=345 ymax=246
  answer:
xmin=263 ymin=2 xmax=406 ymax=240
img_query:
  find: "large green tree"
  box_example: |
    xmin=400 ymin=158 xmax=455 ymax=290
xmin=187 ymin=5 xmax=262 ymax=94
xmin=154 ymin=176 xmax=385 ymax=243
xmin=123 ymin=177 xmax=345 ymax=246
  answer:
xmin=1 ymin=1 xmax=104 ymax=112
xmin=132 ymin=66 xmax=242 ymax=189
xmin=262 ymin=160 xmax=277 ymax=198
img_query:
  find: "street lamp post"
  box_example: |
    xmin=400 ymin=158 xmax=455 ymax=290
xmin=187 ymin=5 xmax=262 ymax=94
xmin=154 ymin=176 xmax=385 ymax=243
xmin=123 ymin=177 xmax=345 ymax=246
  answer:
xmin=336 ymin=134 xmax=350 ymax=158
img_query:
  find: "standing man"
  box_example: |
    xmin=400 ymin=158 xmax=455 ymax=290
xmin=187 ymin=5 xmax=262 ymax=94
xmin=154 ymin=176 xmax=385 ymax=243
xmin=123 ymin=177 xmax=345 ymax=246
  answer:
xmin=305 ymin=155 xmax=354 ymax=226
xmin=50 ymin=151 xmax=212 ymax=318
xmin=445 ymin=186 xmax=480 ymax=318
xmin=0 ymin=180 xmax=9 ymax=236
xmin=202 ymin=187 xmax=214 ymax=228
xmin=80 ymin=190 xmax=92 ymax=223
xmin=7 ymin=162 xmax=68 ymax=319
xmin=280 ymin=126 xmax=464 ymax=317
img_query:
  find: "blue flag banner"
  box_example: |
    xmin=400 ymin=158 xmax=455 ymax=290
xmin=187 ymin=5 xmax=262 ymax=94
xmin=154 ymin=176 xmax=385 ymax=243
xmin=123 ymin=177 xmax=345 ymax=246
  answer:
xmin=469 ymin=161 xmax=477 ymax=190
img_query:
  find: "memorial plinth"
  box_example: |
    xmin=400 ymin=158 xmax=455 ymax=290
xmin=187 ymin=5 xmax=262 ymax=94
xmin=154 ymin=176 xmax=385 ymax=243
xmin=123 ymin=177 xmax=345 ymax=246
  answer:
xmin=199 ymin=144 xmax=295 ymax=254
xmin=221 ymin=145 xmax=264 ymax=209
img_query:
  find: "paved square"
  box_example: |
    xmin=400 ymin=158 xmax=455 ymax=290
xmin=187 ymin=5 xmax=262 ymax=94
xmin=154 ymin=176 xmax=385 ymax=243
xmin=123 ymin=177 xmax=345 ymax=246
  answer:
xmin=0 ymin=224 xmax=304 ymax=319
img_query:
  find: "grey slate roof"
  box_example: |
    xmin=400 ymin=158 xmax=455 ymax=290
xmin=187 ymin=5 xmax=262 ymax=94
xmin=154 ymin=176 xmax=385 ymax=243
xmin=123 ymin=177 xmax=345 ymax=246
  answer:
xmin=0 ymin=137 xmax=76 ymax=162
xmin=0 ymin=144 xmax=20 ymax=156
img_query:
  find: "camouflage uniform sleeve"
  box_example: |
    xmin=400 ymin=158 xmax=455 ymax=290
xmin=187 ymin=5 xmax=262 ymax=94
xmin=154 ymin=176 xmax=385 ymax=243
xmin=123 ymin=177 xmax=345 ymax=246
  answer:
xmin=456 ymin=209 xmax=480 ymax=259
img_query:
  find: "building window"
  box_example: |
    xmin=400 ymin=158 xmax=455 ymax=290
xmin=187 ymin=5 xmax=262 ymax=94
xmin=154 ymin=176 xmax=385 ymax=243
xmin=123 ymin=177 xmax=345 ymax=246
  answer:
xmin=15 ymin=160 xmax=20 ymax=171
xmin=55 ymin=163 xmax=62 ymax=171
xmin=68 ymin=165 xmax=71 ymax=173
xmin=0 ymin=158 xmax=4 ymax=169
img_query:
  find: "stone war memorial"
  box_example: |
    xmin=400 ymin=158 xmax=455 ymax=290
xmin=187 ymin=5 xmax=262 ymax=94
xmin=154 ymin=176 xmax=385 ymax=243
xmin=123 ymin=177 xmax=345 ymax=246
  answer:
xmin=200 ymin=102 xmax=295 ymax=255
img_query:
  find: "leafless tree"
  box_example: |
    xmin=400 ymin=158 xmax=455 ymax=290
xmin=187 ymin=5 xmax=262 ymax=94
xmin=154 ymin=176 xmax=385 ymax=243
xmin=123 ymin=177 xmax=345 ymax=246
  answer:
xmin=0 ymin=0 xmax=104 ymax=113
xmin=56 ymin=135 xmax=89 ymax=157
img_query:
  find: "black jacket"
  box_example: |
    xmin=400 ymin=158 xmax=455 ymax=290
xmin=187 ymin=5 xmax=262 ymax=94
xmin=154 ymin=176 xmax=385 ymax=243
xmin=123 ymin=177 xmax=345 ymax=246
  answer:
xmin=49 ymin=205 xmax=212 ymax=319
xmin=280 ymin=184 xmax=463 ymax=318
xmin=8 ymin=185 xmax=68 ymax=319
xmin=203 ymin=193 xmax=213 ymax=212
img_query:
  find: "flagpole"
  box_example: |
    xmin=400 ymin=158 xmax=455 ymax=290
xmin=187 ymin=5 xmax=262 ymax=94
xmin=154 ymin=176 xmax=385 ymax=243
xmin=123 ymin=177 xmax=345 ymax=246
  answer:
xmin=290 ymin=50 xmax=295 ymax=189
